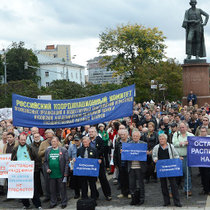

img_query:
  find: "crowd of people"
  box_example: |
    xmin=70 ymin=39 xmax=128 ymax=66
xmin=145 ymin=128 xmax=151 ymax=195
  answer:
xmin=0 ymin=99 xmax=210 ymax=209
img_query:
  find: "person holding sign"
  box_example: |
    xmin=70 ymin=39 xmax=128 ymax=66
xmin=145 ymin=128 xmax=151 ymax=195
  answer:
xmin=76 ymin=136 xmax=99 ymax=202
xmin=128 ymin=131 xmax=147 ymax=206
xmin=114 ymin=129 xmax=130 ymax=198
xmin=44 ymin=136 xmax=69 ymax=209
xmin=88 ymin=127 xmax=112 ymax=201
xmin=172 ymin=122 xmax=194 ymax=196
xmin=11 ymin=134 xmax=42 ymax=209
xmin=198 ymin=126 xmax=210 ymax=195
xmin=152 ymin=134 xmax=182 ymax=207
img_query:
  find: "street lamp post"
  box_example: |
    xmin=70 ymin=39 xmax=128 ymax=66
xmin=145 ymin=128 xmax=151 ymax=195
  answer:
xmin=2 ymin=43 xmax=13 ymax=84
xmin=3 ymin=52 xmax=7 ymax=84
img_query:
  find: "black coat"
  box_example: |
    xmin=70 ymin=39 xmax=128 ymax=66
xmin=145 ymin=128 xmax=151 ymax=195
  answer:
xmin=77 ymin=146 xmax=99 ymax=159
xmin=114 ymin=140 xmax=128 ymax=168
xmin=91 ymin=136 xmax=104 ymax=159
xmin=141 ymin=131 xmax=158 ymax=151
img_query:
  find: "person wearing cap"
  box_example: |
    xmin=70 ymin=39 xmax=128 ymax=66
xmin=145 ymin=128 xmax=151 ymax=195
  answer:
xmin=68 ymin=135 xmax=82 ymax=199
xmin=98 ymin=123 xmax=110 ymax=171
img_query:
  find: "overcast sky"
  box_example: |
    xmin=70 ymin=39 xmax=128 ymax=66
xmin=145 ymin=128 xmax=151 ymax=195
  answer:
xmin=0 ymin=0 xmax=210 ymax=66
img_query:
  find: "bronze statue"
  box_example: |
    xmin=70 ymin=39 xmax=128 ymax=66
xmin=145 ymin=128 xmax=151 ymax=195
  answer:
xmin=182 ymin=0 xmax=209 ymax=60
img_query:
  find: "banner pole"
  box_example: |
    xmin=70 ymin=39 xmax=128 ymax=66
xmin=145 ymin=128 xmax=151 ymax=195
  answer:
xmin=186 ymin=163 xmax=189 ymax=199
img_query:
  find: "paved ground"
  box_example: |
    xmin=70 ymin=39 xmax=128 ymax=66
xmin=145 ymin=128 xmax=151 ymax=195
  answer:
xmin=0 ymin=168 xmax=209 ymax=209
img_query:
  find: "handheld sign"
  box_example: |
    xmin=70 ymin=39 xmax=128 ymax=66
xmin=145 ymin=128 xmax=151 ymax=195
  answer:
xmin=7 ymin=161 xmax=34 ymax=199
xmin=188 ymin=136 xmax=210 ymax=167
xmin=121 ymin=143 xmax=147 ymax=161
xmin=156 ymin=158 xmax=183 ymax=178
xmin=73 ymin=158 xmax=100 ymax=177
xmin=0 ymin=154 xmax=11 ymax=178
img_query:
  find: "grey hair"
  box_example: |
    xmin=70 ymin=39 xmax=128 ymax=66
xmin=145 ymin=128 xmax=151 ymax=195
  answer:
xmin=45 ymin=129 xmax=55 ymax=135
xmin=51 ymin=136 xmax=59 ymax=141
xmin=158 ymin=133 xmax=168 ymax=140
xmin=178 ymin=121 xmax=189 ymax=129
xmin=82 ymin=136 xmax=90 ymax=141
xmin=200 ymin=126 xmax=208 ymax=132
xmin=121 ymin=129 xmax=129 ymax=135
xmin=132 ymin=130 xmax=141 ymax=136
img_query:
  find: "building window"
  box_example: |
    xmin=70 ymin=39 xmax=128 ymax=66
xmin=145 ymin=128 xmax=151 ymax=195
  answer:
xmin=45 ymin=72 xmax=49 ymax=77
xmin=46 ymin=82 xmax=50 ymax=87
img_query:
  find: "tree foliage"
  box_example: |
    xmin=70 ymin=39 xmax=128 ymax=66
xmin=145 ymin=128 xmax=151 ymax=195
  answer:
xmin=0 ymin=80 xmax=40 ymax=107
xmin=123 ymin=59 xmax=183 ymax=102
xmin=97 ymin=24 xmax=183 ymax=102
xmin=0 ymin=79 xmax=123 ymax=108
xmin=1 ymin=42 xmax=39 ymax=83
xmin=41 ymin=80 xmax=86 ymax=100
xmin=98 ymin=24 xmax=167 ymax=77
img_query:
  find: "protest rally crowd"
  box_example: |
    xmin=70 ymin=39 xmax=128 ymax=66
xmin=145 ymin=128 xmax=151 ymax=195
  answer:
xmin=1 ymin=96 xmax=210 ymax=209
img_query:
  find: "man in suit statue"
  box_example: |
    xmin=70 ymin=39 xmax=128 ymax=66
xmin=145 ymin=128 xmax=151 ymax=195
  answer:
xmin=182 ymin=0 xmax=209 ymax=59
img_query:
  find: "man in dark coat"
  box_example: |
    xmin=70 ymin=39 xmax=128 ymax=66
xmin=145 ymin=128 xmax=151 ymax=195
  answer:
xmin=77 ymin=136 xmax=99 ymax=201
xmin=88 ymin=127 xmax=112 ymax=201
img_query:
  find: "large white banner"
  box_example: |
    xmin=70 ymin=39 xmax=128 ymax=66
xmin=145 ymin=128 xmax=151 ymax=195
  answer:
xmin=0 ymin=154 xmax=11 ymax=178
xmin=7 ymin=161 xmax=34 ymax=199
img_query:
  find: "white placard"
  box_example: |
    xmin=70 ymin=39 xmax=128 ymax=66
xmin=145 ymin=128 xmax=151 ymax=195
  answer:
xmin=0 ymin=154 xmax=11 ymax=178
xmin=7 ymin=161 xmax=34 ymax=199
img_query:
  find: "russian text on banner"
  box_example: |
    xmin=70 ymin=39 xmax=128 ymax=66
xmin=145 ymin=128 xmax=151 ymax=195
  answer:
xmin=73 ymin=158 xmax=100 ymax=177
xmin=188 ymin=136 xmax=210 ymax=167
xmin=156 ymin=158 xmax=183 ymax=178
xmin=7 ymin=161 xmax=34 ymax=199
xmin=12 ymin=85 xmax=135 ymax=128
xmin=0 ymin=154 xmax=11 ymax=178
xmin=121 ymin=143 xmax=147 ymax=161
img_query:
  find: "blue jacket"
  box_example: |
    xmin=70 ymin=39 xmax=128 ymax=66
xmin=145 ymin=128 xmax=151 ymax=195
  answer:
xmin=68 ymin=143 xmax=82 ymax=159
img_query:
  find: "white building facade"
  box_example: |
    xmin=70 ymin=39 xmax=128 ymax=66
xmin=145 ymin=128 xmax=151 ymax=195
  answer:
xmin=36 ymin=52 xmax=85 ymax=88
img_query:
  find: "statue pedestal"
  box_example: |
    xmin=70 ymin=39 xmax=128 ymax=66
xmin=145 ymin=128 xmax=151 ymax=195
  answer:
xmin=182 ymin=63 xmax=210 ymax=106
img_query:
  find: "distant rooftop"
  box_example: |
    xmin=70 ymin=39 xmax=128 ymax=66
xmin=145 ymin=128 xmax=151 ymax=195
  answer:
xmin=35 ymin=52 xmax=84 ymax=69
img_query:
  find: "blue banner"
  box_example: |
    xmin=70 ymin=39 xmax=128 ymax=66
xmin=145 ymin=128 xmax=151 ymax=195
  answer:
xmin=156 ymin=158 xmax=183 ymax=178
xmin=121 ymin=143 xmax=147 ymax=161
xmin=12 ymin=85 xmax=135 ymax=128
xmin=73 ymin=158 xmax=100 ymax=177
xmin=187 ymin=136 xmax=210 ymax=167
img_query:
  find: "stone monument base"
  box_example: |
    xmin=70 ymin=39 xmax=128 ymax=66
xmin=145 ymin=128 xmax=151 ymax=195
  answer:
xmin=182 ymin=96 xmax=210 ymax=107
xmin=182 ymin=63 xmax=210 ymax=106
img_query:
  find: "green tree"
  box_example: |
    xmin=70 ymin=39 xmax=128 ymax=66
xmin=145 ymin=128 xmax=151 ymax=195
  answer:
xmin=152 ymin=59 xmax=183 ymax=101
xmin=97 ymin=24 xmax=183 ymax=102
xmin=41 ymin=80 xmax=86 ymax=100
xmin=0 ymin=80 xmax=41 ymax=107
xmin=123 ymin=59 xmax=183 ymax=102
xmin=2 ymin=41 xmax=39 ymax=82
xmin=97 ymin=24 xmax=166 ymax=78
xmin=85 ymin=83 xmax=123 ymax=96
